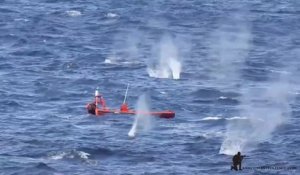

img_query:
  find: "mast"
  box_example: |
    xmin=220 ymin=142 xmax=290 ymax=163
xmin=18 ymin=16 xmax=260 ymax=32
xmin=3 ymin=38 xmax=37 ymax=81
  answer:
xmin=123 ymin=83 xmax=129 ymax=104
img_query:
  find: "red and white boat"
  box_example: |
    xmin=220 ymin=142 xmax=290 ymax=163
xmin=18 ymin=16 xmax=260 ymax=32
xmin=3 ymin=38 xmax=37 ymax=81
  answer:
xmin=86 ymin=86 xmax=175 ymax=119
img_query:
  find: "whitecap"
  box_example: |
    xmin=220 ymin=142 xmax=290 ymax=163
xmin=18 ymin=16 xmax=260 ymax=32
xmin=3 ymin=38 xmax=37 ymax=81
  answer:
xmin=200 ymin=116 xmax=222 ymax=121
xmin=14 ymin=18 xmax=29 ymax=22
xmin=201 ymin=131 xmax=224 ymax=138
xmin=49 ymin=152 xmax=67 ymax=160
xmin=103 ymin=57 xmax=141 ymax=66
xmin=48 ymin=150 xmax=90 ymax=160
xmin=66 ymin=10 xmax=82 ymax=17
xmin=106 ymin=12 xmax=118 ymax=18
xmin=77 ymin=151 xmax=90 ymax=160
xmin=104 ymin=56 xmax=119 ymax=64
xmin=104 ymin=58 xmax=113 ymax=64
xmin=226 ymin=116 xmax=248 ymax=120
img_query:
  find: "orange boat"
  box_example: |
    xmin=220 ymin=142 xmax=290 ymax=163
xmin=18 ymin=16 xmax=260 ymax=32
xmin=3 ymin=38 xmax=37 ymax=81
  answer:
xmin=86 ymin=86 xmax=175 ymax=119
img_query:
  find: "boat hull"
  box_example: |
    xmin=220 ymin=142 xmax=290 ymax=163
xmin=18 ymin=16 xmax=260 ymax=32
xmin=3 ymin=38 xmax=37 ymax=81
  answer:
xmin=86 ymin=103 xmax=175 ymax=119
xmin=94 ymin=109 xmax=175 ymax=119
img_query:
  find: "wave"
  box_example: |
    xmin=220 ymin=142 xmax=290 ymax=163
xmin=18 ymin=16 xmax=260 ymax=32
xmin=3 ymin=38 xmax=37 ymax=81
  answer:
xmin=219 ymin=96 xmax=228 ymax=99
xmin=48 ymin=147 xmax=117 ymax=162
xmin=105 ymin=12 xmax=118 ymax=18
xmin=103 ymin=57 xmax=142 ymax=65
xmin=191 ymin=88 xmax=221 ymax=99
xmin=66 ymin=10 xmax=82 ymax=17
xmin=48 ymin=150 xmax=90 ymax=161
xmin=200 ymin=131 xmax=224 ymax=139
xmin=226 ymin=116 xmax=247 ymax=120
xmin=10 ymin=49 xmax=53 ymax=57
xmin=1 ymin=100 xmax=22 ymax=107
xmin=217 ymin=97 xmax=240 ymax=105
xmin=200 ymin=116 xmax=248 ymax=121
xmin=14 ymin=18 xmax=29 ymax=22
xmin=49 ymin=152 xmax=66 ymax=160
xmin=35 ymin=162 xmax=56 ymax=171
xmin=14 ymin=162 xmax=58 ymax=175
xmin=104 ymin=58 xmax=113 ymax=64
xmin=200 ymin=116 xmax=222 ymax=121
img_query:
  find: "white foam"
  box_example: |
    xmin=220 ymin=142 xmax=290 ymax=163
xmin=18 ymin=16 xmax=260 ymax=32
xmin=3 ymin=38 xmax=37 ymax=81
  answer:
xmin=103 ymin=56 xmax=120 ymax=64
xmin=14 ymin=18 xmax=29 ymax=22
xmin=200 ymin=116 xmax=247 ymax=121
xmin=49 ymin=152 xmax=67 ymax=160
xmin=226 ymin=116 xmax=247 ymax=120
xmin=200 ymin=116 xmax=222 ymax=121
xmin=200 ymin=131 xmax=224 ymax=139
xmin=106 ymin=12 xmax=118 ymax=18
xmin=66 ymin=10 xmax=82 ymax=17
xmin=77 ymin=151 xmax=90 ymax=160
xmin=104 ymin=57 xmax=140 ymax=66
xmin=269 ymin=69 xmax=290 ymax=74
xmin=104 ymin=58 xmax=113 ymax=64
xmin=219 ymin=96 xmax=228 ymax=99
xmin=49 ymin=150 xmax=90 ymax=160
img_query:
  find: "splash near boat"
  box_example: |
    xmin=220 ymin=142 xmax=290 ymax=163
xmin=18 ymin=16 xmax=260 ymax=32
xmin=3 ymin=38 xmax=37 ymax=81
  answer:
xmin=86 ymin=85 xmax=175 ymax=119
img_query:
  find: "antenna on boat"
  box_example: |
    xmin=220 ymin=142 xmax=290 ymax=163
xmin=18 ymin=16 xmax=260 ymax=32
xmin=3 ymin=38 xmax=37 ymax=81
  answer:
xmin=121 ymin=83 xmax=129 ymax=112
xmin=95 ymin=87 xmax=100 ymax=115
xmin=123 ymin=83 xmax=129 ymax=104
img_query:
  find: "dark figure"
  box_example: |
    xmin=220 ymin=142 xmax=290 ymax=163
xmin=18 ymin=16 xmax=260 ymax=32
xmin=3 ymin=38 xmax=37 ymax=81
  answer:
xmin=86 ymin=102 xmax=96 ymax=115
xmin=231 ymin=152 xmax=245 ymax=171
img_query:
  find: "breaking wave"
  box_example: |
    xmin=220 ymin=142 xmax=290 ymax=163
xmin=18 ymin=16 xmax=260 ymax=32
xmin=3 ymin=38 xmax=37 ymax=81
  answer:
xmin=66 ymin=10 xmax=82 ymax=17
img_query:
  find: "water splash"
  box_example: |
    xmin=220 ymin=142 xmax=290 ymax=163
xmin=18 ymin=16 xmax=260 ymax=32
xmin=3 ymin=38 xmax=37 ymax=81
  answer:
xmin=147 ymin=34 xmax=182 ymax=79
xmin=204 ymin=9 xmax=261 ymax=155
xmin=216 ymin=9 xmax=298 ymax=155
xmin=207 ymin=15 xmax=251 ymax=85
xmin=128 ymin=94 xmax=152 ymax=138
xmin=128 ymin=117 xmax=138 ymax=138
xmin=220 ymin=77 xmax=294 ymax=155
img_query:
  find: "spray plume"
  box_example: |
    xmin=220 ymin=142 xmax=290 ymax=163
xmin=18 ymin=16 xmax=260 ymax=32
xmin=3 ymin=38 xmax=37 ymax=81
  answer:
xmin=106 ymin=30 xmax=143 ymax=64
xmin=220 ymin=73 xmax=294 ymax=155
xmin=147 ymin=34 xmax=182 ymax=79
xmin=216 ymin=11 xmax=297 ymax=155
xmin=128 ymin=94 xmax=153 ymax=138
xmin=207 ymin=14 xmax=251 ymax=86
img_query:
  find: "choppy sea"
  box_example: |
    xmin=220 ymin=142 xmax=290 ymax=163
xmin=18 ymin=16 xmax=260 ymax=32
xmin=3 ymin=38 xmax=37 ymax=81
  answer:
xmin=0 ymin=0 xmax=299 ymax=174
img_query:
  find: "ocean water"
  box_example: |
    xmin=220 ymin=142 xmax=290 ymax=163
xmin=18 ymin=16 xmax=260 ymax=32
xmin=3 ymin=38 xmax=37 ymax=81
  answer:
xmin=0 ymin=0 xmax=299 ymax=174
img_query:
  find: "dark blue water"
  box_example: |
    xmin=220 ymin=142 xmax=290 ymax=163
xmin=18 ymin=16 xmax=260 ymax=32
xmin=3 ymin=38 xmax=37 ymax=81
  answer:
xmin=1 ymin=0 xmax=300 ymax=174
